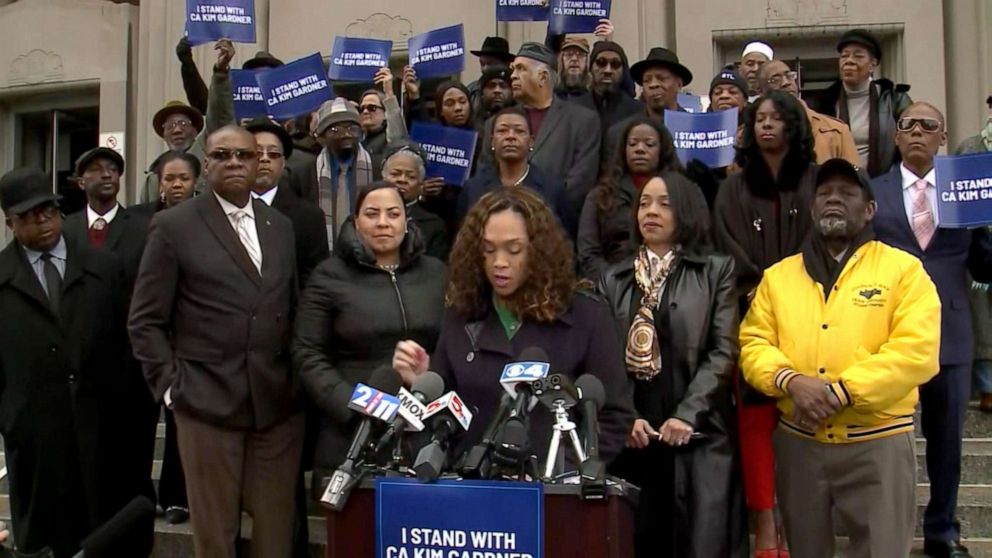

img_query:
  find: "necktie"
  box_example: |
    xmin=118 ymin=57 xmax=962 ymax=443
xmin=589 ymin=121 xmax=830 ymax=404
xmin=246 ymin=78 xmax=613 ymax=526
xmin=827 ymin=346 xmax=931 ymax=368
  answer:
xmin=41 ymin=252 xmax=62 ymax=314
xmin=89 ymin=217 xmax=108 ymax=248
xmin=232 ymin=210 xmax=262 ymax=273
xmin=911 ymin=179 xmax=935 ymax=250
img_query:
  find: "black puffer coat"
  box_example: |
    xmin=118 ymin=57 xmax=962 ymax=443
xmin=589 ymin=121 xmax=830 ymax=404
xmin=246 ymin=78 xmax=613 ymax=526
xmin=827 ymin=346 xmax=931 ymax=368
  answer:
xmin=292 ymin=217 xmax=446 ymax=474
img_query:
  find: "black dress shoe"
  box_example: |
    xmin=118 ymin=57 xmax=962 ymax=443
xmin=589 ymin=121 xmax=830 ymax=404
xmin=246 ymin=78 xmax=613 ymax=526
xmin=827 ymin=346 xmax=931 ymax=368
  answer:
xmin=924 ymin=539 xmax=972 ymax=558
xmin=164 ymin=506 xmax=190 ymax=525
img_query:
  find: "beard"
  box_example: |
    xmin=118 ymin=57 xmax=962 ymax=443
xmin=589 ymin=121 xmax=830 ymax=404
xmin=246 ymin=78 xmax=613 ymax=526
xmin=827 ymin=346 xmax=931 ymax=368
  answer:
xmin=562 ymin=70 xmax=587 ymax=90
xmin=817 ymin=216 xmax=849 ymax=238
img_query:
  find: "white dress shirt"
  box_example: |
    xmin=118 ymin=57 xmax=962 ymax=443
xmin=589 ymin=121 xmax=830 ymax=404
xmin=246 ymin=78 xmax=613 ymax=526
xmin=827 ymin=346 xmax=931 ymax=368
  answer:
xmin=86 ymin=203 xmax=119 ymax=228
xmin=252 ymin=187 xmax=278 ymax=207
xmin=213 ymin=192 xmax=262 ymax=271
xmin=900 ymin=163 xmax=939 ymax=228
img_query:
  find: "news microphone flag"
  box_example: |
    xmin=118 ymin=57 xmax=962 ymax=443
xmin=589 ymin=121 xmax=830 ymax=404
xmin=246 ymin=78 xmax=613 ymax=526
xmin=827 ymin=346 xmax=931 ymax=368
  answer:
xmin=347 ymin=383 xmax=401 ymax=422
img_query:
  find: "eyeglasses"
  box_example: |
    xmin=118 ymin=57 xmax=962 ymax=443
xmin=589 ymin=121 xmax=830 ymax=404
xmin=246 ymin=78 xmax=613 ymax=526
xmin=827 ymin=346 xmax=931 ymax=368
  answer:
xmin=207 ymin=149 xmax=258 ymax=162
xmin=897 ymin=117 xmax=942 ymax=133
xmin=359 ymin=104 xmax=384 ymax=114
xmin=17 ymin=204 xmax=59 ymax=224
xmin=163 ymin=119 xmax=193 ymax=132
xmin=257 ymin=148 xmax=284 ymax=159
xmin=330 ymin=124 xmax=362 ymax=136
xmin=561 ymin=49 xmax=586 ymax=61
xmin=766 ymin=71 xmax=798 ymax=87
xmin=594 ymin=58 xmax=623 ymax=70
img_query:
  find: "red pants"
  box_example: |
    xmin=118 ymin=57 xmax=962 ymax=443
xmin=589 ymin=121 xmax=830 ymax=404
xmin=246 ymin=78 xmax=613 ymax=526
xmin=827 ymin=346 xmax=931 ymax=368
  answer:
xmin=738 ymin=401 xmax=779 ymax=511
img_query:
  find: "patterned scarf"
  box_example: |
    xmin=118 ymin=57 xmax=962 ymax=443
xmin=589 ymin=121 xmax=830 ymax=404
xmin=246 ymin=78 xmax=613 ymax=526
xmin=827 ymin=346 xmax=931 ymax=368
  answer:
xmin=625 ymin=246 xmax=677 ymax=380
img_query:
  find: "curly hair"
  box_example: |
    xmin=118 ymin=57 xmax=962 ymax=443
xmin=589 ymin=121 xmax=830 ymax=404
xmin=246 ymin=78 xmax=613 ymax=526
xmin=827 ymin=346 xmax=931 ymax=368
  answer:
xmin=446 ymin=187 xmax=578 ymax=322
xmin=596 ymin=116 xmax=681 ymax=214
xmin=735 ymin=90 xmax=814 ymax=170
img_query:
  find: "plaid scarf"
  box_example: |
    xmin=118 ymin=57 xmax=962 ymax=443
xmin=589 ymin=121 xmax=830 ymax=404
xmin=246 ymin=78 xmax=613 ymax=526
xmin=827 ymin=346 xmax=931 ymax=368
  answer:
xmin=625 ymin=246 xmax=677 ymax=380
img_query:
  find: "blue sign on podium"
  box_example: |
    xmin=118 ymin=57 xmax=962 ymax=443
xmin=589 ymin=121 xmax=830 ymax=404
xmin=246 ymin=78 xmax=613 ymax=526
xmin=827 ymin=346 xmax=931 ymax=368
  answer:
xmin=376 ymin=478 xmax=543 ymax=558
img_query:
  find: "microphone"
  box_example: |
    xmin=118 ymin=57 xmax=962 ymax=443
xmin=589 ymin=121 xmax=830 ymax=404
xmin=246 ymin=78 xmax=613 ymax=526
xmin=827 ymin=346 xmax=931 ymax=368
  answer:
xmin=575 ymin=375 xmax=608 ymax=499
xmin=413 ymin=391 xmax=474 ymax=482
xmin=456 ymin=391 xmax=513 ymax=478
xmin=71 ymin=496 xmax=155 ymax=557
xmin=492 ymin=347 xmax=551 ymax=467
xmin=321 ymin=367 xmax=403 ymax=511
xmin=374 ymin=371 xmax=445 ymax=455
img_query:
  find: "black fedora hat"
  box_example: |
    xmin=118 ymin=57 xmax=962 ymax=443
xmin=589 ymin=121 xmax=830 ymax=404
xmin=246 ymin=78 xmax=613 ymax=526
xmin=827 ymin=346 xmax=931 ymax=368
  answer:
xmin=631 ymin=47 xmax=693 ymax=86
xmin=244 ymin=117 xmax=293 ymax=159
xmin=470 ymin=36 xmax=516 ymax=64
xmin=243 ymin=50 xmax=284 ymax=70
xmin=0 ymin=167 xmax=61 ymax=216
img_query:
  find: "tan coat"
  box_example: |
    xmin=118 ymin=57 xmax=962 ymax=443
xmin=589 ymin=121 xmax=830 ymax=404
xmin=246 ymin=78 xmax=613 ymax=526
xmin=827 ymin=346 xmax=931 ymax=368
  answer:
xmin=804 ymin=101 xmax=860 ymax=165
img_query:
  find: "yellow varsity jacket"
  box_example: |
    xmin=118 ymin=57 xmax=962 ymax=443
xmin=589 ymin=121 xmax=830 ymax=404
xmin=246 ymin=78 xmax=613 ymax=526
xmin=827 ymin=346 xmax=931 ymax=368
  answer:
xmin=740 ymin=240 xmax=941 ymax=443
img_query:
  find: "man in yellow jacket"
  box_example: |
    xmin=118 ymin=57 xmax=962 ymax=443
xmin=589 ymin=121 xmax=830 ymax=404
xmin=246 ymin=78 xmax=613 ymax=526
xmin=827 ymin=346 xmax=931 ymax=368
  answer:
xmin=740 ymin=158 xmax=941 ymax=558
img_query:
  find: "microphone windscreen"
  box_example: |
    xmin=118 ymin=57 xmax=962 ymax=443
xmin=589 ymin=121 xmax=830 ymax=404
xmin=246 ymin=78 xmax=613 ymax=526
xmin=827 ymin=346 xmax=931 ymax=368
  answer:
xmin=413 ymin=371 xmax=445 ymax=401
xmin=80 ymin=495 xmax=155 ymax=553
xmin=517 ymin=346 xmax=550 ymax=364
xmin=575 ymin=375 xmax=607 ymax=410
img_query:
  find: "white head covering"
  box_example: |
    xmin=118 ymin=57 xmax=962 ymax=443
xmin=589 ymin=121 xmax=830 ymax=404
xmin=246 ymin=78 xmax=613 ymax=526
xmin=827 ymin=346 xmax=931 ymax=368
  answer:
xmin=742 ymin=41 xmax=774 ymax=61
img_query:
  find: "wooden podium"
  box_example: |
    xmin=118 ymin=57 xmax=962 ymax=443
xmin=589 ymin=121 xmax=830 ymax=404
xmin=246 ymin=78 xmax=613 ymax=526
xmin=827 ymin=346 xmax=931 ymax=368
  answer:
xmin=323 ymin=481 xmax=637 ymax=558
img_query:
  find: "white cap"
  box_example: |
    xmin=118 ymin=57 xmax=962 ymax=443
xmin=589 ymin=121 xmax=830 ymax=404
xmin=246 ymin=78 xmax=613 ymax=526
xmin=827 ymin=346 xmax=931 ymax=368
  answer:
xmin=742 ymin=41 xmax=774 ymax=60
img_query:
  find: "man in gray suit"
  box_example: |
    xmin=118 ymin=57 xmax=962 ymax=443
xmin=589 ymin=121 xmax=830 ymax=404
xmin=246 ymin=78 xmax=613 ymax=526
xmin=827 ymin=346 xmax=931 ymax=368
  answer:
xmin=481 ymin=42 xmax=601 ymax=236
xmin=129 ymin=125 xmax=303 ymax=558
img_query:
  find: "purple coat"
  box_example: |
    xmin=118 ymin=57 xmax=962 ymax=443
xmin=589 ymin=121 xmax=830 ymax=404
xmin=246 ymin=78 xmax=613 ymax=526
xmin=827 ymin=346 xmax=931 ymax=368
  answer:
xmin=430 ymin=292 xmax=636 ymax=465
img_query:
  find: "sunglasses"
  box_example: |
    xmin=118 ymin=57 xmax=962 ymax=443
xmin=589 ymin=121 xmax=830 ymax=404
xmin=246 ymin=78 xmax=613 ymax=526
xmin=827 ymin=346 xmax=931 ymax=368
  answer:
xmin=257 ymin=148 xmax=284 ymax=159
xmin=359 ymin=104 xmax=383 ymax=114
xmin=16 ymin=204 xmax=60 ymax=224
xmin=207 ymin=149 xmax=258 ymax=162
xmin=594 ymin=58 xmax=623 ymax=70
xmin=330 ymin=124 xmax=362 ymax=135
xmin=897 ymin=117 xmax=942 ymax=133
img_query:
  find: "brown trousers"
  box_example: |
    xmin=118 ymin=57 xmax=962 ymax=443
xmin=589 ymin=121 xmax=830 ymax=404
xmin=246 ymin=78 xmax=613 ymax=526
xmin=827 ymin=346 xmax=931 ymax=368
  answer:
xmin=175 ymin=411 xmax=305 ymax=558
xmin=774 ymin=428 xmax=917 ymax=558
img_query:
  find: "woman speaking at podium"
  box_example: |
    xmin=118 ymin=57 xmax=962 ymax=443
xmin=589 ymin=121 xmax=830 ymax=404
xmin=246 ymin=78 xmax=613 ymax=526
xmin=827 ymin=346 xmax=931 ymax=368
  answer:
xmin=598 ymin=173 xmax=746 ymax=557
xmin=392 ymin=187 xmax=635 ymax=464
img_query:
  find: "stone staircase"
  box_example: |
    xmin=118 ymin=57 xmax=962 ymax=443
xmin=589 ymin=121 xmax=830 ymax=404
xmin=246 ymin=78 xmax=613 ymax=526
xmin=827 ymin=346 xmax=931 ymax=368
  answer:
xmin=0 ymin=404 xmax=990 ymax=557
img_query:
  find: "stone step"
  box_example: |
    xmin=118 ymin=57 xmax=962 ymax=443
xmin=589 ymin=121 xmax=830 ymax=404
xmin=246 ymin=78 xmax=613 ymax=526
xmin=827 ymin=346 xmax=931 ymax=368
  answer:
xmin=916 ymin=438 xmax=992 ymax=484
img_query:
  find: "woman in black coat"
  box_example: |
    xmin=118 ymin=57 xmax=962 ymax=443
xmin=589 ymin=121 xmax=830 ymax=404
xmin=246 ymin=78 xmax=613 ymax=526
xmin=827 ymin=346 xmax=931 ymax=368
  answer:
xmin=457 ymin=106 xmax=565 ymax=226
xmin=392 ymin=187 xmax=635 ymax=472
xmin=577 ymin=116 xmax=682 ymax=280
xmin=599 ymin=171 xmax=746 ymax=558
xmin=293 ymin=182 xmax=446 ymax=489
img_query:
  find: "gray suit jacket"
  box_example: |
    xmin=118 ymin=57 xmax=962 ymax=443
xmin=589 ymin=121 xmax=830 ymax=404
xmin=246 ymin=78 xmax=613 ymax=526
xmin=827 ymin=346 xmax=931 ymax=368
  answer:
xmin=128 ymin=192 xmax=300 ymax=430
xmin=481 ymin=97 xmax=601 ymax=235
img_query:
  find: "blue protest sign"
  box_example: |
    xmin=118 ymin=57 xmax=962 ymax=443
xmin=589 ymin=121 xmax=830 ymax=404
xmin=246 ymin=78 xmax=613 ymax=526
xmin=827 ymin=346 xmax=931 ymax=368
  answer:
xmin=549 ymin=0 xmax=611 ymax=34
xmin=376 ymin=478 xmax=543 ymax=558
xmin=185 ymin=0 xmax=256 ymax=46
xmin=934 ymin=152 xmax=992 ymax=228
xmin=330 ymin=37 xmax=393 ymax=82
xmin=677 ymin=92 xmax=706 ymax=114
xmin=497 ymin=0 xmax=549 ymax=21
xmin=665 ymin=108 xmax=738 ymax=168
xmin=408 ymin=24 xmax=466 ymax=79
xmin=230 ymin=70 xmax=267 ymax=120
xmin=256 ymin=53 xmax=333 ymax=120
xmin=410 ymin=122 xmax=478 ymax=186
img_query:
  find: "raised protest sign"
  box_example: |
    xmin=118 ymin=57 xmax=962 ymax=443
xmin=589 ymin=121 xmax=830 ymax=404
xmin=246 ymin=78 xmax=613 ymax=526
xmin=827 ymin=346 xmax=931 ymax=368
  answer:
xmin=376 ymin=478 xmax=543 ymax=558
xmin=408 ymin=24 xmax=465 ymax=79
xmin=497 ymin=0 xmax=549 ymax=21
xmin=329 ymin=37 xmax=393 ymax=82
xmin=230 ymin=69 xmax=266 ymax=120
xmin=256 ymin=53 xmax=333 ymax=121
xmin=185 ymin=0 xmax=255 ymax=46
xmin=934 ymin=152 xmax=992 ymax=228
xmin=549 ymin=0 xmax=611 ymax=34
xmin=665 ymin=108 xmax=738 ymax=168
xmin=677 ymin=92 xmax=707 ymax=114
xmin=410 ymin=122 xmax=478 ymax=186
